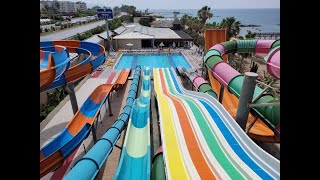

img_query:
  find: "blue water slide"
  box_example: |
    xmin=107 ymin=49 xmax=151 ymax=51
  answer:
xmin=63 ymin=66 xmax=141 ymax=180
xmin=114 ymin=67 xmax=151 ymax=180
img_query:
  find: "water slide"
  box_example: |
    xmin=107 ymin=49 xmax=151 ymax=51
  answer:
xmin=40 ymin=40 xmax=106 ymax=91
xmin=40 ymin=69 xmax=131 ymax=178
xmin=151 ymin=146 xmax=166 ymax=180
xmin=114 ymin=67 xmax=152 ymax=180
xmin=177 ymin=66 xmax=217 ymax=98
xmin=63 ymin=66 xmax=141 ymax=180
xmin=153 ymin=68 xmax=280 ymax=179
xmin=204 ymin=39 xmax=280 ymax=135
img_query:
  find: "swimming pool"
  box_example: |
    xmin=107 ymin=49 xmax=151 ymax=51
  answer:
xmin=114 ymin=53 xmax=192 ymax=70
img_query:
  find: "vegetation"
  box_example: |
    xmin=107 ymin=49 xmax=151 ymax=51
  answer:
xmin=181 ymin=6 xmax=243 ymax=47
xmin=250 ymin=62 xmax=259 ymax=73
xmin=109 ymin=15 xmax=131 ymax=30
xmin=70 ymin=25 xmax=106 ymax=40
xmin=197 ymin=6 xmax=213 ymax=25
xmin=40 ymin=87 xmax=68 ymax=122
xmin=220 ymin=17 xmax=241 ymax=40
xmin=113 ymin=4 xmax=136 ymax=16
xmin=73 ymin=8 xmax=98 ymax=17
xmin=245 ymin=30 xmax=257 ymax=39
xmin=139 ymin=18 xmax=151 ymax=27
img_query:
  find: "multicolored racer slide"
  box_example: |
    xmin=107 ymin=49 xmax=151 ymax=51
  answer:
xmin=153 ymin=68 xmax=280 ymax=179
xmin=40 ymin=40 xmax=106 ymax=91
xmin=40 ymin=69 xmax=131 ymax=178
xmin=114 ymin=67 xmax=152 ymax=180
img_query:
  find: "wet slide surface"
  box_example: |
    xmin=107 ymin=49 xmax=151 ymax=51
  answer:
xmin=40 ymin=69 xmax=130 ymax=178
xmin=154 ymin=68 xmax=280 ymax=179
xmin=114 ymin=68 xmax=151 ymax=180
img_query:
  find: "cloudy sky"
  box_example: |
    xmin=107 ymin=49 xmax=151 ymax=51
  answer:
xmin=67 ymin=0 xmax=280 ymax=9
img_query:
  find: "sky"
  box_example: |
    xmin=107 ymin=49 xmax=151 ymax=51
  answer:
xmin=67 ymin=0 xmax=280 ymax=9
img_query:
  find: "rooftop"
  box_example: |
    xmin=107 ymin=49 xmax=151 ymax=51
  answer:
xmin=113 ymin=23 xmax=191 ymax=40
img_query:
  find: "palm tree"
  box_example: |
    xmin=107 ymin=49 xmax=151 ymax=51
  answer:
xmin=197 ymin=6 xmax=213 ymax=25
xmin=180 ymin=14 xmax=189 ymax=27
xmin=220 ymin=17 xmax=241 ymax=40
xmin=245 ymin=30 xmax=257 ymax=39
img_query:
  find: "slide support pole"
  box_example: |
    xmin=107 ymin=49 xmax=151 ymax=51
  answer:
xmin=219 ymin=85 xmax=225 ymax=103
xmin=236 ymin=72 xmax=258 ymax=131
xmin=66 ymin=83 xmax=78 ymax=114
xmin=108 ymin=96 xmax=113 ymax=116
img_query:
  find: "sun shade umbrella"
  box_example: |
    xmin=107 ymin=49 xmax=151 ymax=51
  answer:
xmin=159 ymin=42 xmax=164 ymax=47
xmin=126 ymin=43 xmax=134 ymax=47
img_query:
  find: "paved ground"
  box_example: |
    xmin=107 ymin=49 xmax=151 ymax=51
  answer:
xmin=40 ymin=20 xmax=105 ymax=41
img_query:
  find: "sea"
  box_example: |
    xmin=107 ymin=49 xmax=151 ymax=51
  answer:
xmin=148 ymin=9 xmax=280 ymax=36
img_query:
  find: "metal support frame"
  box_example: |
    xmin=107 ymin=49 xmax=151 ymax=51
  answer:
xmin=252 ymin=80 xmax=275 ymax=103
xmin=245 ymin=116 xmax=258 ymax=133
xmin=108 ymin=96 xmax=113 ymax=116
xmin=235 ymin=72 xmax=258 ymax=131
xmin=219 ymin=85 xmax=225 ymax=103
xmin=114 ymin=144 xmax=122 ymax=150
xmin=91 ymin=120 xmax=97 ymax=143
xmin=249 ymin=102 xmax=280 ymax=108
xmin=66 ymin=83 xmax=78 ymax=114
xmin=82 ymin=143 xmax=87 ymax=154
xmin=105 ymin=18 xmax=113 ymax=53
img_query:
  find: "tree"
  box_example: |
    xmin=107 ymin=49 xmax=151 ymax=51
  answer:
xmin=245 ymin=30 xmax=256 ymax=39
xmin=53 ymin=2 xmax=60 ymax=14
xmin=220 ymin=17 xmax=241 ymax=40
xmin=92 ymin=6 xmax=101 ymax=10
xmin=113 ymin=6 xmax=121 ymax=17
xmin=139 ymin=18 xmax=150 ymax=27
xmin=197 ymin=6 xmax=213 ymax=25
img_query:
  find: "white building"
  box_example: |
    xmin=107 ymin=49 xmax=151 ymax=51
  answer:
xmin=75 ymin=1 xmax=87 ymax=12
xmin=59 ymin=1 xmax=76 ymax=13
xmin=40 ymin=0 xmax=87 ymax=13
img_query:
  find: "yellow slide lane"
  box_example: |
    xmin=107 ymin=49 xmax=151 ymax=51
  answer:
xmin=154 ymin=69 xmax=189 ymax=179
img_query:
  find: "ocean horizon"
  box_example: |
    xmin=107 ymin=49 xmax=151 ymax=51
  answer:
xmin=146 ymin=8 xmax=280 ymax=36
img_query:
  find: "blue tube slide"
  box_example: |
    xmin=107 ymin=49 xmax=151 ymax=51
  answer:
xmin=63 ymin=65 xmax=141 ymax=180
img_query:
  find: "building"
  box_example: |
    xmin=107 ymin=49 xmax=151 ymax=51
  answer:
xmin=112 ymin=23 xmax=193 ymax=50
xmin=59 ymin=1 xmax=76 ymax=13
xmin=40 ymin=0 xmax=87 ymax=13
xmin=75 ymin=1 xmax=87 ymax=12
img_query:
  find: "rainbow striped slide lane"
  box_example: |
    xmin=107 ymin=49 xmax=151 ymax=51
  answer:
xmin=155 ymin=68 xmax=280 ymax=179
xmin=40 ymin=40 xmax=106 ymax=91
xmin=204 ymin=39 xmax=280 ymax=134
xmin=114 ymin=67 xmax=152 ymax=180
xmin=155 ymin=68 xmax=232 ymax=179
xmin=64 ymin=66 xmax=141 ymax=180
xmin=177 ymin=66 xmax=217 ymax=98
xmin=40 ymin=69 xmax=131 ymax=178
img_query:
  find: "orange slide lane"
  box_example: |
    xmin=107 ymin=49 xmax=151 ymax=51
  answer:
xmin=159 ymin=70 xmax=216 ymax=179
xmin=208 ymin=70 xmax=279 ymax=142
xmin=40 ymin=69 xmax=130 ymax=178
